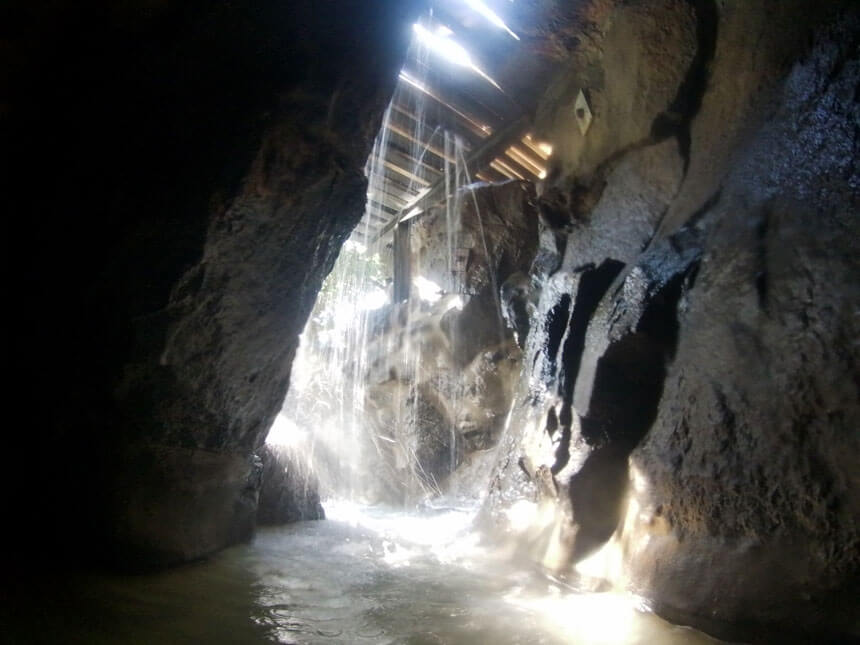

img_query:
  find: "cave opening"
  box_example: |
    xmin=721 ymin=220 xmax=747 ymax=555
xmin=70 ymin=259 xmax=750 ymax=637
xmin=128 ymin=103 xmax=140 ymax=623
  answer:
xmin=247 ymin=4 xmax=714 ymax=644
xmin=239 ymin=4 xmax=717 ymax=643
xmin=4 ymin=0 xmax=858 ymax=643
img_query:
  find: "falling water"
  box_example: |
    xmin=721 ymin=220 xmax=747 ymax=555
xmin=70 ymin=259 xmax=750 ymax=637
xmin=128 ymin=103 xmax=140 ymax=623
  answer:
xmin=270 ymin=26 xmax=439 ymax=502
xmin=268 ymin=8 xmax=508 ymax=504
xmin=442 ymin=131 xmax=461 ymax=479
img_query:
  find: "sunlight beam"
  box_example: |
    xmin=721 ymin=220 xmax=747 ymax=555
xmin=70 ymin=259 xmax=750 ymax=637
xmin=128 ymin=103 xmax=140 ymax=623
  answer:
xmin=462 ymin=0 xmax=519 ymax=40
xmin=412 ymin=23 xmax=502 ymax=91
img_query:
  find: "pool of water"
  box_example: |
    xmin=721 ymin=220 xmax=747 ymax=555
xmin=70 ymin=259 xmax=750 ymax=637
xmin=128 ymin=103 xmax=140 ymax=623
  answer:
xmin=5 ymin=503 xmax=724 ymax=644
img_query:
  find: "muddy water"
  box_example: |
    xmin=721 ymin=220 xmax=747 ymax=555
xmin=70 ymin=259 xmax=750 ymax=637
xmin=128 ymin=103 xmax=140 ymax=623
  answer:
xmin=6 ymin=504 xmax=724 ymax=644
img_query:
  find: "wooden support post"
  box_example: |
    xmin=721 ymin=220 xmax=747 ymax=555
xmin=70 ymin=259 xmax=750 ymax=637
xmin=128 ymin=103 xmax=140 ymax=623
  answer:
xmin=392 ymin=219 xmax=411 ymax=303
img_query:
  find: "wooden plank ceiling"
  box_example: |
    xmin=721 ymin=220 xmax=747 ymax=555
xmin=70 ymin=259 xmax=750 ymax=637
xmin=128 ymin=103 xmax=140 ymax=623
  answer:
xmin=350 ymin=0 xmax=555 ymax=246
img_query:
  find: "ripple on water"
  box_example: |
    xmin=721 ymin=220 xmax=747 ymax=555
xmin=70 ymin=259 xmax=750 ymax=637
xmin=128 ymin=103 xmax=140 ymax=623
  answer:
xmin=245 ymin=504 xmax=726 ymax=645
xmin=4 ymin=503 xmax=727 ymax=645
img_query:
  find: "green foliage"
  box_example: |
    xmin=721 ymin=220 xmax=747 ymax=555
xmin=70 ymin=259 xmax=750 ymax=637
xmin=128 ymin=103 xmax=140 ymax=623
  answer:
xmin=312 ymin=242 xmax=387 ymax=332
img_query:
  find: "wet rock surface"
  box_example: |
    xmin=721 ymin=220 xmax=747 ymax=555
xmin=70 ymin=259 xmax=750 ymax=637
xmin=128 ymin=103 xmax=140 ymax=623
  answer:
xmin=359 ymin=181 xmax=541 ymax=501
xmin=272 ymin=179 xmax=539 ymax=506
xmin=3 ymin=1 xmax=857 ymax=641
xmin=482 ymin=0 xmax=859 ymax=641
xmin=257 ymin=445 xmax=324 ymax=525
xmin=414 ymin=180 xmax=539 ymax=297
xmin=623 ymin=10 xmax=860 ymax=639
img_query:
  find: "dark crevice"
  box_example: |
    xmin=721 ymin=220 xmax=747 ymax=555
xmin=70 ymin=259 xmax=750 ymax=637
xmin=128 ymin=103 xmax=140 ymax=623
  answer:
xmin=567 ymin=443 xmax=631 ymax=562
xmin=684 ymin=259 xmax=701 ymax=292
xmin=580 ymin=266 xmax=692 ymax=447
xmin=754 ymin=208 xmax=771 ymax=310
xmin=543 ymin=293 xmax=571 ymax=381
xmin=650 ymin=0 xmax=719 ymax=172
xmin=551 ymin=402 xmax=574 ymax=475
xmin=545 ymin=407 xmax=559 ymax=438
xmin=558 ymin=260 xmax=626 ymax=403
xmin=683 ymin=188 xmax=722 ymax=229
xmin=568 ymin=260 xmax=699 ymax=561
xmin=518 ymin=456 xmax=533 ymax=480
xmin=551 ymin=419 xmax=572 ymax=475
xmin=547 ymin=259 xmax=625 ymax=475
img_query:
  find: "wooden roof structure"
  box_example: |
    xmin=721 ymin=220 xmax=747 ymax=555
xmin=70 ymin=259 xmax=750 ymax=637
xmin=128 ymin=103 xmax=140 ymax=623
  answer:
xmin=349 ymin=0 xmax=556 ymax=247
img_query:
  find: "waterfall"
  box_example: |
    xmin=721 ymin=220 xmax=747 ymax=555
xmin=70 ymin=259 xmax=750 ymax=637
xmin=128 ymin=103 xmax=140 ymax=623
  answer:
xmin=268 ymin=18 xmax=501 ymax=507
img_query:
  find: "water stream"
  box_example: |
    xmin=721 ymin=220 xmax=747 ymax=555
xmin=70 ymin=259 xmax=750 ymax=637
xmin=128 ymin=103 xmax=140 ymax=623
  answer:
xmin=9 ymin=503 xmax=723 ymax=645
xmin=273 ymin=21 xmax=484 ymax=502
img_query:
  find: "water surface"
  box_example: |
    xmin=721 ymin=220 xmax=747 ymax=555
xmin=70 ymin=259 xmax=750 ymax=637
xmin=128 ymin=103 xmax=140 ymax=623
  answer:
xmin=7 ymin=504 xmax=724 ymax=644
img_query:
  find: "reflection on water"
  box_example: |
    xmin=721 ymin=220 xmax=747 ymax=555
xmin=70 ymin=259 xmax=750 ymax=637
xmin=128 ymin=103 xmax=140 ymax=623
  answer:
xmin=4 ymin=503 xmax=724 ymax=644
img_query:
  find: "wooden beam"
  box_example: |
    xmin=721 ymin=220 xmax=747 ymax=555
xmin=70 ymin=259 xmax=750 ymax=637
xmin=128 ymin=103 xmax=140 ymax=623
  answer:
xmin=490 ymin=158 xmax=523 ymax=180
xmin=500 ymin=152 xmax=541 ymax=180
xmin=352 ymin=218 xmax=382 ymax=233
xmin=476 ymin=165 xmax=508 ymax=183
xmin=397 ymin=72 xmax=493 ymax=140
xmin=521 ymin=134 xmax=553 ymax=160
xmin=365 ymin=209 xmax=392 ymax=225
xmin=367 ymin=181 xmax=411 ymax=206
xmin=385 ymin=121 xmax=457 ymax=164
xmin=386 ymin=147 xmax=442 ymax=179
xmin=383 ymin=159 xmax=431 ymax=188
xmin=366 ymin=194 xmax=405 ymax=215
xmin=390 ymin=102 xmax=479 ymax=151
xmin=366 ymin=170 xmax=421 ymax=203
xmin=392 ymin=219 xmax=411 ymax=303
xmin=505 ymin=145 xmax=545 ymax=177
xmin=368 ymin=113 xmax=532 ymax=244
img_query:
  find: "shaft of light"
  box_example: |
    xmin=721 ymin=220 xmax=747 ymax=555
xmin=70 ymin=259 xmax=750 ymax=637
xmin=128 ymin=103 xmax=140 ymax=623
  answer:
xmin=412 ymin=23 xmax=502 ymax=91
xmin=462 ymin=0 xmax=520 ymax=40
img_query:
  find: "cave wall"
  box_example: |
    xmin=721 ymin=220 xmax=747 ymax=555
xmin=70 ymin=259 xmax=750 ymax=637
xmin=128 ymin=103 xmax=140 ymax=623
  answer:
xmin=482 ymin=0 xmax=859 ymax=640
xmin=3 ymin=0 xmax=421 ymax=568
xmin=257 ymin=444 xmax=324 ymax=525
xmin=622 ymin=9 xmax=860 ymax=638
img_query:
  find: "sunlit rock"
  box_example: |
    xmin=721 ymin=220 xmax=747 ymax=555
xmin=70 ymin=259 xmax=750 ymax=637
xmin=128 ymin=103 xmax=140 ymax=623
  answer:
xmin=257 ymin=444 xmax=324 ymax=524
xmin=481 ymin=1 xmax=859 ymax=641
xmin=413 ymin=179 xmax=539 ymax=296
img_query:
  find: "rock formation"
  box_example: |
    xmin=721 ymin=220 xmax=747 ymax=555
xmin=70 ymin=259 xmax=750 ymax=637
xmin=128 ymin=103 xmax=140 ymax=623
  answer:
xmin=481 ymin=0 xmax=859 ymax=641
xmin=4 ymin=0 xmax=421 ymax=568
xmin=280 ymin=179 xmax=540 ymax=503
xmin=257 ymin=445 xmax=324 ymax=525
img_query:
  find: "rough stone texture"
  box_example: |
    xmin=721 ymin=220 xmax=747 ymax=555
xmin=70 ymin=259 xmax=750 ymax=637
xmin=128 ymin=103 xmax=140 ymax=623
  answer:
xmin=257 ymin=445 xmax=324 ymax=525
xmin=4 ymin=0 xmax=420 ymax=568
xmin=360 ymin=300 xmax=525 ymax=500
xmin=414 ymin=180 xmax=540 ymax=297
xmin=534 ymin=0 xmax=697 ymax=183
xmin=330 ymin=181 xmax=542 ymax=502
xmin=558 ymin=140 xmax=685 ymax=267
xmin=3 ymin=2 xmax=858 ymax=641
xmin=108 ymin=445 xmax=263 ymax=568
xmin=621 ymin=10 xmax=860 ymax=640
xmin=482 ymin=0 xmax=859 ymax=641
